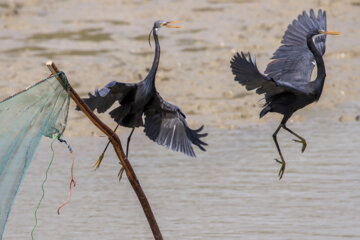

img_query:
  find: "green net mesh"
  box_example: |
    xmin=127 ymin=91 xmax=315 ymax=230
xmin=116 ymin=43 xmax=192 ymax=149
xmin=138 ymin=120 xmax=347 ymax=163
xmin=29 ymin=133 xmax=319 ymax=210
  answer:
xmin=0 ymin=72 xmax=70 ymax=239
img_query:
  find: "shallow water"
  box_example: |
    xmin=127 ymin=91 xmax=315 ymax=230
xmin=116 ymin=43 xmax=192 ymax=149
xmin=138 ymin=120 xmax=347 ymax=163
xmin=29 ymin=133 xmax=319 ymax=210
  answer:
xmin=1 ymin=0 xmax=360 ymax=239
xmin=1 ymin=0 xmax=359 ymax=132
xmin=4 ymin=117 xmax=360 ymax=240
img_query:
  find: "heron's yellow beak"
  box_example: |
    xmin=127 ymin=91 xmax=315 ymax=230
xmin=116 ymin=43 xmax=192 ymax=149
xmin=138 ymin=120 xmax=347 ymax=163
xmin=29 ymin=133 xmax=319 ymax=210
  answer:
xmin=162 ymin=21 xmax=182 ymax=28
xmin=322 ymin=30 xmax=341 ymax=35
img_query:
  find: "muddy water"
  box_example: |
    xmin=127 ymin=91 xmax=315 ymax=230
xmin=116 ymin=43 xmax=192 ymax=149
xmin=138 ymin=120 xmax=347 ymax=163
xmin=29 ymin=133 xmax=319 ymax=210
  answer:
xmin=1 ymin=0 xmax=360 ymax=133
xmin=1 ymin=0 xmax=360 ymax=239
xmin=3 ymin=115 xmax=360 ymax=240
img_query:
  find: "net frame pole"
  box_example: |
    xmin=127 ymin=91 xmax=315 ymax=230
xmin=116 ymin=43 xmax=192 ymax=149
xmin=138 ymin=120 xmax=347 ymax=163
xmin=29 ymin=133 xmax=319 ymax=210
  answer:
xmin=46 ymin=61 xmax=163 ymax=240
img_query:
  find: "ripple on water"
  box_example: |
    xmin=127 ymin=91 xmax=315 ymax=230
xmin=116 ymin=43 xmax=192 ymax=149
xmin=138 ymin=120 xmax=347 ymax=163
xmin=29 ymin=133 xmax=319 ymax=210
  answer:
xmin=0 ymin=3 xmax=9 ymax=8
xmin=63 ymin=19 xmax=130 ymax=26
xmin=2 ymin=46 xmax=47 ymax=54
xmin=182 ymin=46 xmax=208 ymax=52
xmin=207 ymin=0 xmax=252 ymax=3
xmin=176 ymin=38 xmax=208 ymax=46
xmin=131 ymin=34 xmax=165 ymax=42
xmin=3 ymin=120 xmax=360 ymax=239
xmin=28 ymin=28 xmax=113 ymax=42
xmin=192 ymin=7 xmax=224 ymax=12
xmin=176 ymin=28 xmax=206 ymax=34
xmin=129 ymin=50 xmax=159 ymax=56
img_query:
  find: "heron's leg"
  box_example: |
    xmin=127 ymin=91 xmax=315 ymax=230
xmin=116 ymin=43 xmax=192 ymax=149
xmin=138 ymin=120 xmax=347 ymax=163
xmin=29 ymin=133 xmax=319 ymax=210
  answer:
xmin=273 ymin=124 xmax=286 ymax=179
xmin=126 ymin=127 xmax=135 ymax=158
xmin=93 ymin=123 xmax=121 ymax=170
xmin=118 ymin=127 xmax=135 ymax=181
xmin=282 ymin=125 xmax=307 ymax=153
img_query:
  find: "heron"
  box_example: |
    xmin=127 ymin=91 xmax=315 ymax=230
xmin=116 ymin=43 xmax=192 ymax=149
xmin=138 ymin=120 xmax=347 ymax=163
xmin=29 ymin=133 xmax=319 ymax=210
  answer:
xmin=78 ymin=20 xmax=207 ymax=177
xmin=230 ymin=9 xmax=340 ymax=179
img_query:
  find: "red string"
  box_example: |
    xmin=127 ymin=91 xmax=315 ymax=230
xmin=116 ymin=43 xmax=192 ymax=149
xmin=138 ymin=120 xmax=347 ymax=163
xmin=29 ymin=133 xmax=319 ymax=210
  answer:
xmin=57 ymin=151 xmax=76 ymax=215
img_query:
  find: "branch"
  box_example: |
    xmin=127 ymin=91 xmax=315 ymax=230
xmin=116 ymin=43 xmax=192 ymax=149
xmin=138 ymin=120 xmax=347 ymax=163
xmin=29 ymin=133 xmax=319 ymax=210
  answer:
xmin=46 ymin=61 xmax=163 ymax=240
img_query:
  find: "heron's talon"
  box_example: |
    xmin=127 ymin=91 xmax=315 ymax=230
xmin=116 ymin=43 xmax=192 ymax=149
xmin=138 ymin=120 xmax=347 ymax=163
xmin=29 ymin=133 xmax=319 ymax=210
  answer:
xmin=118 ymin=167 xmax=125 ymax=182
xmin=292 ymin=139 xmax=307 ymax=153
xmin=274 ymin=158 xmax=282 ymax=164
xmin=93 ymin=153 xmax=104 ymax=171
xmin=278 ymin=168 xmax=284 ymax=179
xmin=274 ymin=158 xmax=286 ymax=179
xmin=278 ymin=163 xmax=285 ymax=179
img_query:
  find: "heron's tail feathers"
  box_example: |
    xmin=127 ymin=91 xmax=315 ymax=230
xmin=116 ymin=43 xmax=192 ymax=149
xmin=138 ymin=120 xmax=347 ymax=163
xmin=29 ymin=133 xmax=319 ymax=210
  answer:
xmin=260 ymin=105 xmax=271 ymax=118
xmin=186 ymin=125 xmax=208 ymax=152
xmin=109 ymin=106 xmax=143 ymax=128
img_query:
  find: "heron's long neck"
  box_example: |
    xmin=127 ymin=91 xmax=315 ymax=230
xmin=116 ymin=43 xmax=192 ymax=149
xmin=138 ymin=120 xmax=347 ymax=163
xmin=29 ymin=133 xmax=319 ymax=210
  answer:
xmin=307 ymin=36 xmax=326 ymax=99
xmin=145 ymin=29 xmax=160 ymax=89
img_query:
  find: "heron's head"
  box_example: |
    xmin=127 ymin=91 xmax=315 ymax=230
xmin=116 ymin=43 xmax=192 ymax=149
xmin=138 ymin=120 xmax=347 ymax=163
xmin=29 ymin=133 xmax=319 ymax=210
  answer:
xmin=148 ymin=21 xmax=181 ymax=47
xmin=153 ymin=20 xmax=181 ymax=31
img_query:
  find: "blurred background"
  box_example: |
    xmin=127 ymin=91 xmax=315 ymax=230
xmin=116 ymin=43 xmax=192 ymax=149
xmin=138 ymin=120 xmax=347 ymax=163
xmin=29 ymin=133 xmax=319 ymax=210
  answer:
xmin=1 ymin=0 xmax=360 ymax=239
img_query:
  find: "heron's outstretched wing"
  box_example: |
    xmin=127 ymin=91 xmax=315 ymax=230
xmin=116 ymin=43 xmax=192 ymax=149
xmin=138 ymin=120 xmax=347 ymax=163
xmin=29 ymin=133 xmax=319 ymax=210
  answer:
xmin=144 ymin=93 xmax=207 ymax=157
xmin=265 ymin=9 xmax=327 ymax=86
xmin=78 ymin=81 xmax=137 ymax=113
xmin=230 ymin=52 xmax=284 ymax=98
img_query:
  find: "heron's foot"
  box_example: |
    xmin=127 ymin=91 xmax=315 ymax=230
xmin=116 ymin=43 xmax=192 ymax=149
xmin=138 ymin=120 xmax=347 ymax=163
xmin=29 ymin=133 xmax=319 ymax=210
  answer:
xmin=292 ymin=138 xmax=307 ymax=153
xmin=118 ymin=167 xmax=125 ymax=182
xmin=93 ymin=153 xmax=105 ymax=171
xmin=274 ymin=158 xmax=286 ymax=180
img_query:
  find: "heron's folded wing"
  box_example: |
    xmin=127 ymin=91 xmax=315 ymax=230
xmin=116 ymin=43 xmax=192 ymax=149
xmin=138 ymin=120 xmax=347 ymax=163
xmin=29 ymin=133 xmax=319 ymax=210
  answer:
xmin=230 ymin=52 xmax=284 ymax=98
xmin=265 ymin=9 xmax=327 ymax=85
xmin=144 ymin=93 xmax=207 ymax=157
xmin=77 ymin=81 xmax=137 ymax=113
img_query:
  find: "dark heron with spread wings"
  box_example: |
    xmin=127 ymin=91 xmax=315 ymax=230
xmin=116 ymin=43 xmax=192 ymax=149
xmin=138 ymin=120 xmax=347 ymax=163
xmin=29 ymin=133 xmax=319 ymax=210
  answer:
xmin=78 ymin=20 xmax=207 ymax=176
xmin=230 ymin=9 xmax=340 ymax=179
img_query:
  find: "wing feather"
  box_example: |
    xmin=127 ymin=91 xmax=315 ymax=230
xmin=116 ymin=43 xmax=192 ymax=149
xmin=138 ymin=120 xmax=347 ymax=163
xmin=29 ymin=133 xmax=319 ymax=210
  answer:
xmin=77 ymin=81 xmax=137 ymax=113
xmin=230 ymin=51 xmax=284 ymax=99
xmin=264 ymin=9 xmax=327 ymax=85
xmin=144 ymin=93 xmax=207 ymax=157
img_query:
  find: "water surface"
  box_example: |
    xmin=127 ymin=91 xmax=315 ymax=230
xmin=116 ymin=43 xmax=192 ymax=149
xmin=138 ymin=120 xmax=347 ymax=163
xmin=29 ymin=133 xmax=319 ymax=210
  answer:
xmin=4 ymin=119 xmax=360 ymax=239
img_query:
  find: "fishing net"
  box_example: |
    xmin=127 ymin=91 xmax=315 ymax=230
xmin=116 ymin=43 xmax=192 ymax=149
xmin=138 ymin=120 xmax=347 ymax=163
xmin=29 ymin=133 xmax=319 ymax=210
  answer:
xmin=0 ymin=72 xmax=70 ymax=239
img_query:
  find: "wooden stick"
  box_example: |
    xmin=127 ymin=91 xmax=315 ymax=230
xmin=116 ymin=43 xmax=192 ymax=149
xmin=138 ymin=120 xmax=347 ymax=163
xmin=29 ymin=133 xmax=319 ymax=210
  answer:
xmin=46 ymin=61 xmax=163 ymax=240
